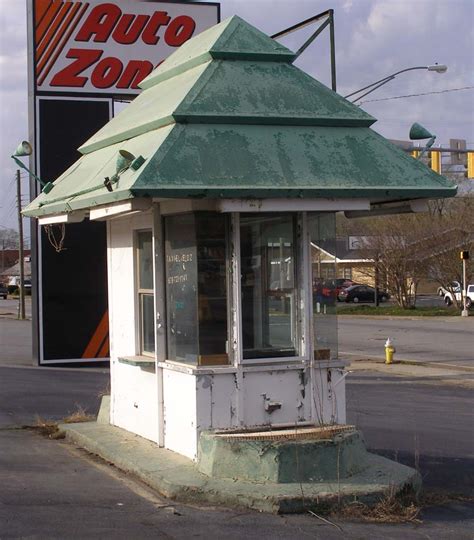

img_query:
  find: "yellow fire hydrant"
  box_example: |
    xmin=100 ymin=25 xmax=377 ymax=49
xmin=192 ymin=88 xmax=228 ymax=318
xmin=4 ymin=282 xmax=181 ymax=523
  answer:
xmin=385 ymin=338 xmax=395 ymax=365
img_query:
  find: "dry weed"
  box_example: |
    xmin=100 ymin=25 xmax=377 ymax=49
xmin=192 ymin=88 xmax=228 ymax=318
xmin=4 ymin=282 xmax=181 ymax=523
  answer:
xmin=31 ymin=405 xmax=94 ymax=439
xmin=62 ymin=405 xmax=95 ymax=424
xmin=333 ymin=492 xmax=421 ymax=524
xmin=32 ymin=416 xmax=61 ymax=439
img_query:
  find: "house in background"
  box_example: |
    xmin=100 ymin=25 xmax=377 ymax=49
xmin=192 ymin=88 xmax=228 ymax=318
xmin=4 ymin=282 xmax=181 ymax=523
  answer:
xmin=311 ymin=236 xmax=374 ymax=286
xmin=1 ymin=256 xmax=32 ymax=293
xmin=0 ymin=250 xmax=31 ymax=278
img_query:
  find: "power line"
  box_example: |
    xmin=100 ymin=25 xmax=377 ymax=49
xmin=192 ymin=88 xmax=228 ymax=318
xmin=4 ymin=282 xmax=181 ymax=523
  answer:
xmin=358 ymin=85 xmax=474 ymax=105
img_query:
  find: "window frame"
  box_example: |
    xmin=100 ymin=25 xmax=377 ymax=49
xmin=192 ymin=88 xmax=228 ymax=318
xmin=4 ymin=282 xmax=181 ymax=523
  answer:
xmin=135 ymin=229 xmax=155 ymax=357
xmin=163 ymin=212 xmax=231 ymax=366
xmin=236 ymin=212 xmax=307 ymax=365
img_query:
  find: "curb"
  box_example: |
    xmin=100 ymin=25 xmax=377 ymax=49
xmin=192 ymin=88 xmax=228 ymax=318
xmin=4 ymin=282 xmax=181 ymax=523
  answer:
xmin=340 ymin=353 xmax=474 ymax=373
xmin=61 ymin=421 xmax=421 ymax=514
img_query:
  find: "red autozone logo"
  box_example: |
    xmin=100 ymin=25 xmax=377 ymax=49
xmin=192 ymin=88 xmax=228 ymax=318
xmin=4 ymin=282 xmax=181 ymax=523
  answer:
xmin=34 ymin=0 xmax=219 ymax=94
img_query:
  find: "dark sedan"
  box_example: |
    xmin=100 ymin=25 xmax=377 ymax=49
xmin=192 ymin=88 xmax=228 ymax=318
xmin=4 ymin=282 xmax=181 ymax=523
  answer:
xmin=0 ymin=283 xmax=7 ymax=299
xmin=338 ymin=284 xmax=390 ymax=303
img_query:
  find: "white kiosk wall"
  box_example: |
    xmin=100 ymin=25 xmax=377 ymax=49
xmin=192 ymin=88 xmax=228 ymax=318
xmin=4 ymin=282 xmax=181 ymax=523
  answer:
xmin=106 ymin=205 xmax=346 ymax=460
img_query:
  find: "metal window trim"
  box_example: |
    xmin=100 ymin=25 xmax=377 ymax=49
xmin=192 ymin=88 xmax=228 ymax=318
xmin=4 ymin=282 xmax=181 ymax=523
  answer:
xmin=135 ymin=228 xmax=154 ymax=356
xmin=153 ymin=203 xmax=166 ymax=447
xmin=239 ymin=212 xmax=308 ymax=365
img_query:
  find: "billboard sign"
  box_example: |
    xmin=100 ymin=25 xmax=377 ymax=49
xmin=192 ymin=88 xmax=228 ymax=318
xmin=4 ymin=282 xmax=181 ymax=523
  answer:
xmin=28 ymin=0 xmax=219 ymax=364
xmin=34 ymin=0 xmax=220 ymax=95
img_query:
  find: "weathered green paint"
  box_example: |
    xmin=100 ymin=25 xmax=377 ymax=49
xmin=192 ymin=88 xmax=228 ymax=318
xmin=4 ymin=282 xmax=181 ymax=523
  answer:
xmin=81 ymin=58 xmax=373 ymax=155
xmin=23 ymin=15 xmax=457 ymax=219
xmin=79 ymin=62 xmax=209 ymax=154
xmin=198 ymin=430 xmax=370 ymax=483
xmin=24 ymin=126 xmax=172 ymax=217
xmin=132 ymin=124 xmax=455 ymax=197
xmin=139 ymin=15 xmax=296 ymax=90
xmin=60 ymin=419 xmax=422 ymax=514
xmin=173 ymin=60 xmax=374 ymax=125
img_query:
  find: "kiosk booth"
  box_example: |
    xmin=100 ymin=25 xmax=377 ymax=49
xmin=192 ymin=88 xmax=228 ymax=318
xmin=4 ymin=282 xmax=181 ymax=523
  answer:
xmin=24 ymin=16 xmax=456 ymax=464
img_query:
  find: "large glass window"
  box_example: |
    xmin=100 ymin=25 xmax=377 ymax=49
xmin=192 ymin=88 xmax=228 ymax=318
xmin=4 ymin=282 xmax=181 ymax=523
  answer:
xmin=240 ymin=214 xmax=298 ymax=359
xmin=309 ymin=213 xmax=338 ymax=361
xmin=165 ymin=213 xmax=228 ymax=366
xmin=137 ymin=230 xmax=155 ymax=356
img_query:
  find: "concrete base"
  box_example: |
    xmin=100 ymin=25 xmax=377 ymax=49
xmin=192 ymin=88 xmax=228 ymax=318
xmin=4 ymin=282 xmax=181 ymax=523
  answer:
xmin=96 ymin=395 xmax=110 ymax=425
xmin=60 ymin=420 xmax=421 ymax=514
xmin=198 ymin=428 xmax=370 ymax=483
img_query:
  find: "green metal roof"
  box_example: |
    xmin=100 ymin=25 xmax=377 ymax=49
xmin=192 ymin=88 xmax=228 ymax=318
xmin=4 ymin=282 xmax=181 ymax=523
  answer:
xmin=24 ymin=15 xmax=456 ymax=218
xmin=79 ymin=59 xmax=374 ymax=155
xmin=139 ymin=15 xmax=296 ymax=89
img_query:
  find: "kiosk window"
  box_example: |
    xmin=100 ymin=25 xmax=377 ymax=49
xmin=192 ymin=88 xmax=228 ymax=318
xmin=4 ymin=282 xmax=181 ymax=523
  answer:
xmin=164 ymin=213 xmax=228 ymax=366
xmin=309 ymin=212 xmax=338 ymax=361
xmin=240 ymin=214 xmax=298 ymax=359
xmin=137 ymin=231 xmax=154 ymax=356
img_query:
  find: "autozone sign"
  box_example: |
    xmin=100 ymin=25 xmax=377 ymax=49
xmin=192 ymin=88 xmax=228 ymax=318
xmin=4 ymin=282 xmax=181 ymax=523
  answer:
xmin=33 ymin=0 xmax=219 ymax=95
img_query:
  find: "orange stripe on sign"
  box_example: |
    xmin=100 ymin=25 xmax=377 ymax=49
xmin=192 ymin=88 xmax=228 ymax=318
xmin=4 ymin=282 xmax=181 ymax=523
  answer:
xmin=98 ymin=337 xmax=110 ymax=358
xmin=37 ymin=1 xmax=84 ymax=79
xmin=36 ymin=0 xmax=63 ymax=45
xmin=37 ymin=2 xmax=89 ymax=85
xmin=36 ymin=2 xmax=72 ymax=62
xmin=35 ymin=0 xmax=54 ymax=28
xmin=82 ymin=311 xmax=109 ymax=359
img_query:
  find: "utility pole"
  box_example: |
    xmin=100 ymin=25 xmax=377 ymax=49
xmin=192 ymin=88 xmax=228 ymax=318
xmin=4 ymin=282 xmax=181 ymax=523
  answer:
xmin=461 ymin=250 xmax=469 ymax=317
xmin=374 ymin=254 xmax=380 ymax=307
xmin=16 ymin=170 xmax=25 ymax=320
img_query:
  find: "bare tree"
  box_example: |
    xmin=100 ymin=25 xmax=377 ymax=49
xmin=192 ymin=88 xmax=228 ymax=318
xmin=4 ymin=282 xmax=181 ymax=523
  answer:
xmin=421 ymin=197 xmax=474 ymax=308
xmin=339 ymin=196 xmax=473 ymax=309
xmin=354 ymin=215 xmax=428 ymax=308
xmin=0 ymin=227 xmax=19 ymax=249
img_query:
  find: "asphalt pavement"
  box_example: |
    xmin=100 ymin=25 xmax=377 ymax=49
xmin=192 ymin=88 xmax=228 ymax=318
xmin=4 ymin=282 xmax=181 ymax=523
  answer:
xmin=339 ymin=316 xmax=474 ymax=368
xmin=1 ymin=426 xmax=473 ymax=540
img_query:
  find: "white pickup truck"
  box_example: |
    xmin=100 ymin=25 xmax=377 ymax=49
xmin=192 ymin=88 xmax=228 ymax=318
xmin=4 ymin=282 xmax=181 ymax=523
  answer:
xmin=444 ymin=284 xmax=474 ymax=308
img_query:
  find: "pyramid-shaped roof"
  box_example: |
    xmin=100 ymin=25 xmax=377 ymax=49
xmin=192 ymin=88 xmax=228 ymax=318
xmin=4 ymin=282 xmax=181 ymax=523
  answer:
xmin=139 ymin=15 xmax=297 ymax=89
xmin=24 ymin=15 xmax=456 ymax=218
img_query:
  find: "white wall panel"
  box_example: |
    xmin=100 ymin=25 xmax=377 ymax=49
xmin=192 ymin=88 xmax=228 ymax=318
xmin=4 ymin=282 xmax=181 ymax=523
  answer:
xmin=108 ymin=212 xmax=156 ymax=438
xmin=196 ymin=373 xmax=238 ymax=431
xmin=162 ymin=369 xmax=197 ymax=459
xmin=113 ymin=362 xmax=158 ymax=442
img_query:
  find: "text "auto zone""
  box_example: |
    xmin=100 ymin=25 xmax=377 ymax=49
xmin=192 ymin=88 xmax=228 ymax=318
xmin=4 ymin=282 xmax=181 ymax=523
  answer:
xmin=43 ymin=3 xmax=200 ymax=91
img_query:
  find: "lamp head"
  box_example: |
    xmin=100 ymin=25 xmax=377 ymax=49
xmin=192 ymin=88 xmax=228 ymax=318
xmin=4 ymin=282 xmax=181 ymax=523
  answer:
xmin=13 ymin=141 xmax=33 ymax=157
xmin=427 ymin=64 xmax=447 ymax=73
xmin=409 ymin=122 xmax=435 ymax=140
xmin=116 ymin=149 xmax=136 ymax=174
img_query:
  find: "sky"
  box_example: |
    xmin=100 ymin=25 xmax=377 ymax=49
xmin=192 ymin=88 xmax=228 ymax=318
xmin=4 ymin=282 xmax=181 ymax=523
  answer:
xmin=0 ymin=0 xmax=473 ymax=232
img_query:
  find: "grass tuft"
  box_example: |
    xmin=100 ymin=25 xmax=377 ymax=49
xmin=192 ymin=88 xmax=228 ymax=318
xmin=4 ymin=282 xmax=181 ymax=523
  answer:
xmin=33 ymin=416 xmax=60 ymax=438
xmin=337 ymin=304 xmax=460 ymax=317
xmin=31 ymin=405 xmax=94 ymax=439
xmin=62 ymin=405 xmax=95 ymax=424
xmin=332 ymin=491 xmax=421 ymax=523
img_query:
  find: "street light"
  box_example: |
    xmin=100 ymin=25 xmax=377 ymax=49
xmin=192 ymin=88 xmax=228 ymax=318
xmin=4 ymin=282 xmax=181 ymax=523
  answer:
xmin=344 ymin=64 xmax=448 ymax=103
xmin=11 ymin=141 xmax=54 ymax=194
xmin=409 ymin=122 xmax=437 ymax=160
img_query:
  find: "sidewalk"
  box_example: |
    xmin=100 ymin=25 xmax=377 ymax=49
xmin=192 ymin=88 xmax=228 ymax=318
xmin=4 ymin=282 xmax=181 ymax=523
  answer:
xmin=61 ymin=415 xmax=420 ymax=514
xmin=344 ymin=357 xmax=474 ymax=389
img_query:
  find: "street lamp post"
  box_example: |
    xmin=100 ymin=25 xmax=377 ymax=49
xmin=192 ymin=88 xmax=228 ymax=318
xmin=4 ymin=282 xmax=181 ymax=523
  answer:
xmin=344 ymin=64 xmax=448 ymax=103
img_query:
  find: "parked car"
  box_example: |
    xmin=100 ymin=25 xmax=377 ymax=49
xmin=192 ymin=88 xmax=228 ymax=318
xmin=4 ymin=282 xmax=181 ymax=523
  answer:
xmin=316 ymin=278 xmax=355 ymax=301
xmin=444 ymin=284 xmax=474 ymax=308
xmin=333 ymin=278 xmax=355 ymax=298
xmin=437 ymin=281 xmax=461 ymax=297
xmin=338 ymin=284 xmax=390 ymax=303
xmin=0 ymin=283 xmax=7 ymax=299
